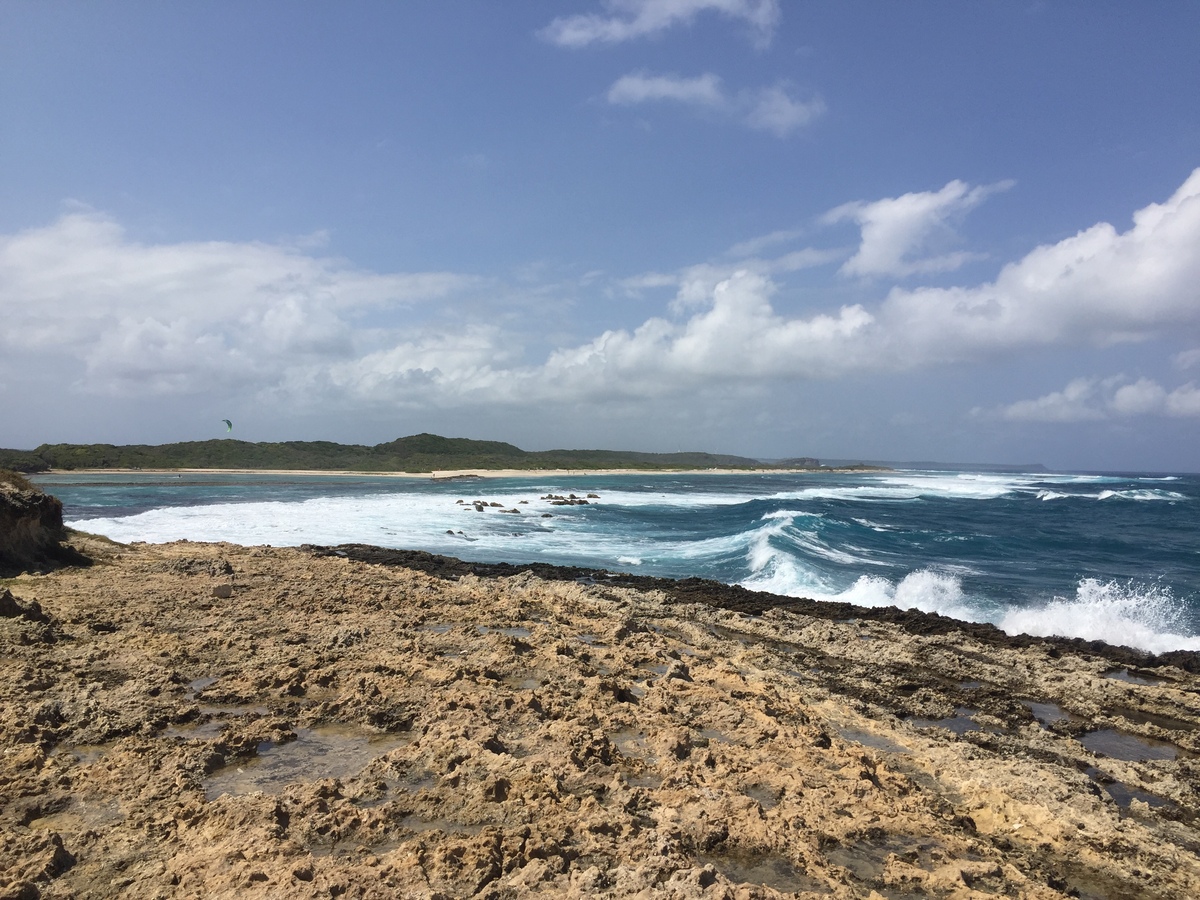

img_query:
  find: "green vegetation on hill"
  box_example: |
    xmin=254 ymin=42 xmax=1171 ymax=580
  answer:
xmin=0 ymin=433 xmax=828 ymax=474
xmin=0 ymin=449 xmax=48 ymax=474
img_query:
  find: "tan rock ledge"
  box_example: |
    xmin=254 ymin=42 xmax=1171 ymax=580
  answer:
xmin=1 ymin=534 xmax=1197 ymax=899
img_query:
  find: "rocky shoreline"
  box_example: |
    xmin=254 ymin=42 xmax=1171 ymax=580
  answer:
xmin=2 ymin=534 xmax=1199 ymax=899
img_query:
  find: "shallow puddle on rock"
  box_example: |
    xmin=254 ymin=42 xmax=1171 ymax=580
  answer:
xmin=835 ymin=727 xmax=910 ymax=754
xmin=396 ymin=815 xmax=486 ymax=836
xmin=165 ymin=718 xmax=231 ymax=740
xmin=697 ymin=727 xmax=732 ymax=745
xmin=624 ymin=770 xmax=663 ymax=789
xmin=204 ymin=726 xmax=412 ymax=799
xmin=1024 ymin=701 xmax=1076 ymax=726
xmin=612 ymin=728 xmax=656 ymax=763
xmin=309 ymin=840 xmax=403 ymax=859
xmin=476 ymin=625 xmax=532 ymax=638
xmin=59 ymin=743 xmax=114 ymax=765
xmin=503 ymin=675 xmax=542 ymax=690
xmin=711 ymin=625 xmax=802 ymax=657
xmin=419 ymin=623 xmax=453 ymax=635
xmin=695 ymin=850 xmax=829 ymax=895
xmin=30 ymin=798 xmax=124 ymax=833
xmin=576 ymin=633 xmax=603 ymax=646
xmin=908 ymin=708 xmax=991 ymax=736
xmin=396 ymin=768 xmax=439 ymax=792
xmin=1054 ymin=863 xmax=1153 ymax=900
xmin=169 ymin=701 xmax=271 ymax=736
xmin=957 ymin=680 xmax=984 ymax=690
xmin=1083 ymin=767 xmax=1177 ymax=812
xmin=186 ymin=676 xmax=218 ymax=699
xmin=742 ymin=783 xmax=781 ymax=810
xmin=197 ymin=703 xmax=270 ymax=717
xmin=1080 ymin=729 xmax=1178 ymax=761
xmin=1103 ymin=668 xmax=1163 ymax=686
xmin=825 ymin=834 xmax=945 ymax=886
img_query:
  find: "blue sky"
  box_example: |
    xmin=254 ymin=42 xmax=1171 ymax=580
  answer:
xmin=2 ymin=1 xmax=1199 ymax=471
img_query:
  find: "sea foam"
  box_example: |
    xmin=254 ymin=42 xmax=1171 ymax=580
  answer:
xmin=63 ymin=469 xmax=1200 ymax=652
xmin=1096 ymin=489 xmax=1187 ymax=502
xmin=999 ymin=579 xmax=1200 ymax=654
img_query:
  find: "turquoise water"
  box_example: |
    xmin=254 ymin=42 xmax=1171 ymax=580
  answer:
xmin=35 ymin=468 xmax=1200 ymax=652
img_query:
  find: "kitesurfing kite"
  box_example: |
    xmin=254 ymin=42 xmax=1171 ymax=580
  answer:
xmin=222 ymin=419 xmax=233 ymax=432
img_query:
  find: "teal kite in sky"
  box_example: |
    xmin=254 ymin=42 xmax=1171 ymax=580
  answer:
xmin=222 ymin=419 xmax=232 ymax=432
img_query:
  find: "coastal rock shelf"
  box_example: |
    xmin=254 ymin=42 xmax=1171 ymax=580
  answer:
xmin=2 ymin=537 xmax=1199 ymax=898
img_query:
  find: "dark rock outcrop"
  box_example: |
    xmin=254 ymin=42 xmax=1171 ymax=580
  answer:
xmin=0 ymin=472 xmax=88 ymax=575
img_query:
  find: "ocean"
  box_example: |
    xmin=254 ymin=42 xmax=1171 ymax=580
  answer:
xmin=34 ymin=468 xmax=1200 ymax=654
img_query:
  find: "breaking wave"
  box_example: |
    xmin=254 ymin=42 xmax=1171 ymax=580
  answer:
xmin=1000 ymin=579 xmax=1200 ymax=654
xmin=57 ymin=467 xmax=1200 ymax=652
xmin=1096 ymin=489 xmax=1187 ymax=502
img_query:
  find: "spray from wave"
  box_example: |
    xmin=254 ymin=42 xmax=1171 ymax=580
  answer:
xmin=999 ymin=579 xmax=1200 ymax=654
xmin=819 ymin=571 xmax=981 ymax=622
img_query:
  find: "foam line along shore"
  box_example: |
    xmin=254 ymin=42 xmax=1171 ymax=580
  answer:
xmin=37 ymin=468 xmax=1200 ymax=653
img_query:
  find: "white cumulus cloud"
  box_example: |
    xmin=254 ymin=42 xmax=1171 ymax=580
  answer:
xmin=540 ymin=0 xmax=780 ymax=48
xmin=606 ymin=71 xmax=823 ymax=135
xmin=1174 ymin=347 xmax=1200 ymax=370
xmin=741 ymin=83 xmax=825 ymax=136
xmin=6 ymin=168 xmax=1200 ymax=421
xmin=607 ymin=71 xmax=725 ymax=107
xmin=1110 ymin=378 xmax=1169 ymax=416
xmin=876 ymin=167 xmax=1200 ymax=363
xmin=989 ymin=378 xmax=1109 ymax=423
xmin=0 ymin=211 xmax=479 ymax=397
xmin=1165 ymin=383 xmax=1200 ymax=417
xmin=827 ymin=179 xmax=1012 ymax=278
xmin=534 ymin=270 xmax=875 ymax=400
xmin=990 ymin=376 xmax=1200 ymax=422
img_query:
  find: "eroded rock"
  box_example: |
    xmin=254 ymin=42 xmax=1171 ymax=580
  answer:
xmin=0 ymin=472 xmax=88 ymax=575
xmin=0 ymin=539 xmax=1197 ymax=899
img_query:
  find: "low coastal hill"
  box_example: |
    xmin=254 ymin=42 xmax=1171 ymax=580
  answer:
xmin=0 ymin=433 xmax=858 ymax=474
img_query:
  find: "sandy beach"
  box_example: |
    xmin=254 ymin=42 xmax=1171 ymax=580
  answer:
xmin=40 ymin=467 xmax=880 ymax=480
xmin=2 ymin=532 xmax=1198 ymax=899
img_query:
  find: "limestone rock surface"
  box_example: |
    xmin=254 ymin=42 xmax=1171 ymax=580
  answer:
xmin=1 ymin=536 xmax=1198 ymax=899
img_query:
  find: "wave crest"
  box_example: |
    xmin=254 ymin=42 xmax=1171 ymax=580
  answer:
xmin=999 ymin=579 xmax=1200 ymax=654
xmin=1097 ymin=489 xmax=1187 ymax=501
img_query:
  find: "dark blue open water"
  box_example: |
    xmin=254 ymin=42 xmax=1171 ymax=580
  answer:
xmin=34 ymin=468 xmax=1200 ymax=653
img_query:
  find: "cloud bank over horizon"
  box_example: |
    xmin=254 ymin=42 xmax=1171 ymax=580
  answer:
xmin=4 ymin=169 xmax=1199 ymax=438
